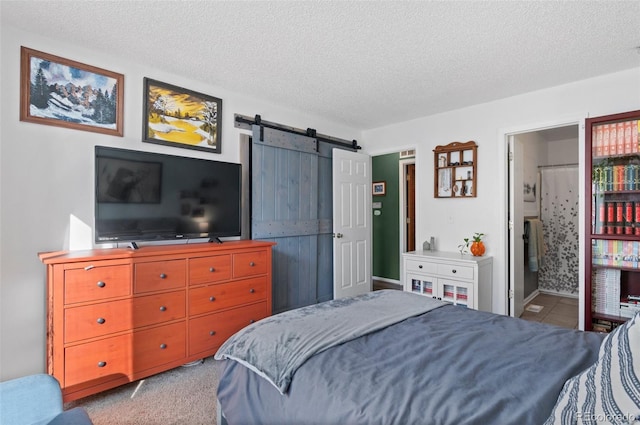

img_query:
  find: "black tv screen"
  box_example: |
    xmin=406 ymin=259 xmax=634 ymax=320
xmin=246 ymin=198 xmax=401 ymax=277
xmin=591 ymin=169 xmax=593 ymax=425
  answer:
xmin=95 ymin=146 xmax=241 ymax=243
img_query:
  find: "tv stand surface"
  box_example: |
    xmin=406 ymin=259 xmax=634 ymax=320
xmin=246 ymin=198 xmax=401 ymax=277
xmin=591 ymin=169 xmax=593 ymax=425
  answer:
xmin=39 ymin=240 xmax=275 ymax=402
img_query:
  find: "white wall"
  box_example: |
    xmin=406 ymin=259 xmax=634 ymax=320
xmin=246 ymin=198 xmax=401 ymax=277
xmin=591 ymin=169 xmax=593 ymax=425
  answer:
xmin=520 ymin=132 xmax=543 ymax=217
xmin=0 ymin=25 xmax=361 ymax=380
xmin=543 ymin=137 xmax=579 ymax=166
xmin=361 ymin=67 xmax=640 ymax=314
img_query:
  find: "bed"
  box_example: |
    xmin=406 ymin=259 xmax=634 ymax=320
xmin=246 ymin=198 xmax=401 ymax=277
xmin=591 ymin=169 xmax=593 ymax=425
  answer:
xmin=214 ymin=290 xmax=639 ymax=425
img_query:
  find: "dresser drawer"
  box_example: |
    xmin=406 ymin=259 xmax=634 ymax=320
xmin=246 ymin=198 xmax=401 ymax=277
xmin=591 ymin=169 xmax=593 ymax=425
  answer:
xmin=64 ymin=291 xmax=186 ymax=343
xmin=64 ymin=333 xmax=132 ymax=388
xmin=189 ymin=255 xmax=232 ymax=285
xmin=134 ymin=259 xmax=186 ymax=293
xmin=132 ymin=291 xmax=186 ymax=328
xmin=132 ymin=322 xmax=186 ymax=373
xmin=437 ymin=263 xmax=474 ymax=280
xmin=64 ymin=264 xmax=131 ymax=304
xmin=189 ymin=302 xmax=267 ymax=356
xmin=65 ymin=299 xmax=133 ymax=343
xmin=233 ymin=250 xmax=267 ymax=278
xmin=189 ymin=277 xmax=267 ymax=316
xmin=404 ymin=259 xmax=437 ymax=275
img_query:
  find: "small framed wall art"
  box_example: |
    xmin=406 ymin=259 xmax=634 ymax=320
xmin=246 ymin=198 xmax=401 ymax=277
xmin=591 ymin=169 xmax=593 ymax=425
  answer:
xmin=373 ymin=181 xmax=386 ymax=196
xmin=143 ymin=78 xmax=222 ymax=153
xmin=20 ymin=46 xmax=124 ymax=136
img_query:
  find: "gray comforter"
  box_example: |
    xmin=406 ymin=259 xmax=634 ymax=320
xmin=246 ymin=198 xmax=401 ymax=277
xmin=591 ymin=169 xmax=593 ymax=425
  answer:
xmin=217 ymin=302 xmax=604 ymax=425
xmin=215 ymin=290 xmax=446 ymax=394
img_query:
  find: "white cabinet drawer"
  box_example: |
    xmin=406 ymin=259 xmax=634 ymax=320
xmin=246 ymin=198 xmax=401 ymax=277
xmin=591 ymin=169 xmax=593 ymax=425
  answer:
xmin=405 ymin=259 xmax=437 ymax=274
xmin=436 ymin=263 xmax=474 ymax=280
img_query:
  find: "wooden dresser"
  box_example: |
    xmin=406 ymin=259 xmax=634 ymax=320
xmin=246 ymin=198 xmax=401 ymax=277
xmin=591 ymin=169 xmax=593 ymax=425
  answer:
xmin=39 ymin=240 xmax=274 ymax=402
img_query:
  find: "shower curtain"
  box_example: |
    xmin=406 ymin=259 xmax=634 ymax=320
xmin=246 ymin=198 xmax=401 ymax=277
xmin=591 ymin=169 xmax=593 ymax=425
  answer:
xmin=538 ymin=166 xmax=579 ymax=295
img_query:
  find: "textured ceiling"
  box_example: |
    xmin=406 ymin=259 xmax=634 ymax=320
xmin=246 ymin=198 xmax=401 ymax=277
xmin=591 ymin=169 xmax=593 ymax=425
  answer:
xmin=2 ymin=1 xmax=639 ymax=130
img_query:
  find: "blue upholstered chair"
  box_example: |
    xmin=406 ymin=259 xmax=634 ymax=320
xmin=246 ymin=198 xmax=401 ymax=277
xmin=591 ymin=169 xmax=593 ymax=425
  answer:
xmin=0 ymin=374 xmax=93 ymax=425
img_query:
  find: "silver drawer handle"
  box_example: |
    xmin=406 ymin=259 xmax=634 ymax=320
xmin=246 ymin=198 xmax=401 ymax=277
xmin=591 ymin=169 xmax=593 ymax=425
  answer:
xmin=160 ymin=344 xmax=167 ymax=349
xmin=418 ymin=265 xmax=423 ymax=269
xmin=159 ymin=273 xmax=167 ymax=279
xmin=249 ymin=288 xmax=255 ymax=293
xmin=209 ymin=330 xmax=216 ymax=336
xmin=97 ymin=361 xmax=107 ymax=368
xmin=249 ymin=319 xmax=255 ymax=324
xmin=97 ymin=318 xmax=106 ymax=324
xmin=97 ymin=281 xmax=106 ymax=288
xmin=249 ymin=262 xmax=255 ymax=267
xmin=159 ymin=306 xmax=167 ymax=312
xmin=209 ymin=296 xmax=216 ymax=302
xmin=209 ymin=267 xmax=215 ymax=272
xmin=452 ymin=269 xmax=457 ymax=273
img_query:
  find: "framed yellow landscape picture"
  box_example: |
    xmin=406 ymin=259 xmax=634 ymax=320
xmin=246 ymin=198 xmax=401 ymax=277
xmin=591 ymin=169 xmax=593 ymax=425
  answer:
xmin=143 ymin=78 xmax=222 ymax=153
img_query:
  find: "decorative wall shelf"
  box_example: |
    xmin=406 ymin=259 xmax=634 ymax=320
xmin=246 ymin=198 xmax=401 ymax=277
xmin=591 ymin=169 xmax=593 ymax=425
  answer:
xmin=434 ymin=141 xmax=478 ymax=198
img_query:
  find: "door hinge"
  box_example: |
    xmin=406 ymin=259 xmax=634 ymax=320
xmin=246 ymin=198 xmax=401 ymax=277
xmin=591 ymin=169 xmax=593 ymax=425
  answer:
xmin=509 ymin=289 xmax=514 ymax=299
xmin=508 ymin=151 xmax=514 ymax=161
xmin=508 ymin=220 xmax=513 ymax=230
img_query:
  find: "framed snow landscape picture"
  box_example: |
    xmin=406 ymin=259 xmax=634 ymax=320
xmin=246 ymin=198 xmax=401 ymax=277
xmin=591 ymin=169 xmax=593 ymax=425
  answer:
xmin=20 ymin=47 xmax=124 ymax=136
xmin=142 ymin=78 xmax=222 ymax=153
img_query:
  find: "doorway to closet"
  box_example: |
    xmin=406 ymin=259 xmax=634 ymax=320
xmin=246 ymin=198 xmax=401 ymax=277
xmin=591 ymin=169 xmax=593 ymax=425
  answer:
xmin=507 ymin=124 xmax=580 ymax=329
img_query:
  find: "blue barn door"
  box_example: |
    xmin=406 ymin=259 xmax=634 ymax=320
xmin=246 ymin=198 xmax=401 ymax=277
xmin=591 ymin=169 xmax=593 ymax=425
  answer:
xmin=251 ymin=125 xmax=335 ymax=313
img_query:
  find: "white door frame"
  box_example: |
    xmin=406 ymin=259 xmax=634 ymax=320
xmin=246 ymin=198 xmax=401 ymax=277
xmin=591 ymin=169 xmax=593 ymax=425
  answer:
xmin=498 ymin=116 xmax=586 ymax=329
xmin=508 ymin=135 xmax=526 ymax=318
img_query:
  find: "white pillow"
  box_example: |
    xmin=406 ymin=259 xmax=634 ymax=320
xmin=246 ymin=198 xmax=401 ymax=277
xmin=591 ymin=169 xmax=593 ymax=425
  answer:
xmin=544 ymin=314 xmax=640 ymax=425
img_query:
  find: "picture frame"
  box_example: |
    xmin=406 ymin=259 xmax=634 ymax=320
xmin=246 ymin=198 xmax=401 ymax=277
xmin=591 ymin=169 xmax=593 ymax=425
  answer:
xmin=20 ymin=46 xmax=124 ymax=136
xmin=143 ymin=78 xmax=222 ymax=153
xmin=373 ymin=181 xmax=386 ymax=196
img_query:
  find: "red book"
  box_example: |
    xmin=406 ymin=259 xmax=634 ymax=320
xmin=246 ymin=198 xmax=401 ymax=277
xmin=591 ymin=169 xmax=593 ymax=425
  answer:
xmin=625 ymin=202 xmax=633 ymax=235
xmin=617 ymin=122 xmax=625 ymax=155
xmin=607 ymin=202 xmax=615 ymax=234
xmin=610 ymin=124 xmax=618 ymax=155
xmin=624 ymin=121 xmax=632 ymax=154
xmin=635 ymin=202 xmax=640 ymax=235
xmin=596 ymin=125 xmax=604 ymax=156
xmin=616 ymin=202 xmax=624 ymax=234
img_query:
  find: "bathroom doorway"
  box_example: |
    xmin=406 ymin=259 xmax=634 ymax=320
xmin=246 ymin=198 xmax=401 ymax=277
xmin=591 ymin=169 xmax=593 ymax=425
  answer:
xmin=507 ymin=124 xmax=581 ymax=327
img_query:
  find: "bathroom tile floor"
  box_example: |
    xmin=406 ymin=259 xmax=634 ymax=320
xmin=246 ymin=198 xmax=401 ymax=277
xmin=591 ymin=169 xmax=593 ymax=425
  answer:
xmin=520 ymin=293 xmax=579 ymax=329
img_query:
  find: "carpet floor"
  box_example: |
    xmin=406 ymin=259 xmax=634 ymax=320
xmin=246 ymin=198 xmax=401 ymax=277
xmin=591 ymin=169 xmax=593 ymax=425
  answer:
xmin=65 ymin=356 xmax=220 ymax=425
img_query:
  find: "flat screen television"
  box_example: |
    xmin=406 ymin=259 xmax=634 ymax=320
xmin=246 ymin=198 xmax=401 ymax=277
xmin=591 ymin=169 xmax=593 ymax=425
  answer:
xmin=95 ymin=146 xmax=241 ymax=244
